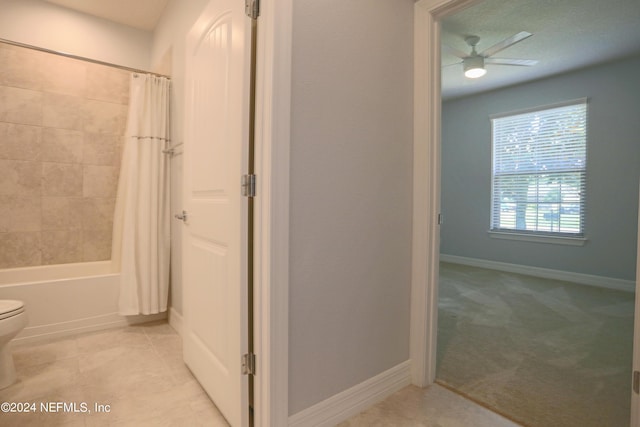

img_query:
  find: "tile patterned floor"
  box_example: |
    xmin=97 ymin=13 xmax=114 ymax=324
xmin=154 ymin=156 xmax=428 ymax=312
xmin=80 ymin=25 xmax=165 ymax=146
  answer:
xmin=341 ymin=384 xmax=521 ymax=427
xmin=0 ymin=321 xmax=229 ymax=427
xmin=2 ymin=320 xmax=522 ymax=427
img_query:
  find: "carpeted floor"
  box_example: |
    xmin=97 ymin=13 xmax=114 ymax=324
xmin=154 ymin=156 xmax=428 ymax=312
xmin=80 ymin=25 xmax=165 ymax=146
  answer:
xmin=436 ymin=262 xmax=634 ymax=427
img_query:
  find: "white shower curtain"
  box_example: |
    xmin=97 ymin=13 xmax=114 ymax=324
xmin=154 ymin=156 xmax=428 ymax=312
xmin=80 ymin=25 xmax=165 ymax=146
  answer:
xmin=112 ymin=73 xmax=171 ymax=315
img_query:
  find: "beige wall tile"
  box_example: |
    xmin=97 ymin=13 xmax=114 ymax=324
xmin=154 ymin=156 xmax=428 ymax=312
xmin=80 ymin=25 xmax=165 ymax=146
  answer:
xmin=0 ymin=196 xmax=41 ymax=232
xmin=41 ymin=128 xmax=84 ymax=163
xmin=0 ymin=160 xmax=41 ymax=197
xmin=42 ymin=162 xmax=83 ymax=197
xmin=86 ymin=63 xmax=130 ymax=104
xmin=84 ymin=100 xmax=127 ymax=134
xmin=82 ymin=198 xmax=115 ymax=231
xmin=82 ymin=227 xmax=112 ymax=262
xmin=0 ymin=86 xmax=43 ymax=126
xmin=0 ymin=122 xmax=41 ymax=161
xmin=42 ymin=55 xmax=87 ymax=97
xmin=42 ymin=230 xmax=83 ymax=265
xmin=0 ymin=46 xmax=45 ymax=90
xmin=42 ymin=197 xmax=84 ymax=231
xmin=0 ymin=231 xmax=41 ymax=268
xmin=83 ymin=133 xmax=120 ymax=166
xmin=42 ymin=92 xmax=84 ymax=131
xmin=83 ymin=165 xmax=118 ymax=198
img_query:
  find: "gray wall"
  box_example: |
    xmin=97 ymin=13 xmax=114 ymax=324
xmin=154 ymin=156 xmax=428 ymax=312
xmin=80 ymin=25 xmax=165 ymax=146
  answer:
xmin=289 ymin=0 xmax=414 ymax=415
xmin=441 ymin=56 xmax=640 ymax=280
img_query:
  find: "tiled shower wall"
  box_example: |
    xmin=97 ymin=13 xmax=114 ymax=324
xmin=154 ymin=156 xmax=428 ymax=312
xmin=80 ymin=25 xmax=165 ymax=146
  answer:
xmin=0 ymin=42 xmax=129 ymax=268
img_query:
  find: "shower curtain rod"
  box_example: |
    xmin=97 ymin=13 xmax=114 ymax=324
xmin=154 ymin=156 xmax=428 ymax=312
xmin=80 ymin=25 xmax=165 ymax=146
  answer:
xmin=0 ymin=38 xmax=170 ymax=79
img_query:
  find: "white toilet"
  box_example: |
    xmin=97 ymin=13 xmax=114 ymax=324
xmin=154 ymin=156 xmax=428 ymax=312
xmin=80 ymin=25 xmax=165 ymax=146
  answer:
xmin=0 ymin=300 xmax=27 ymax=389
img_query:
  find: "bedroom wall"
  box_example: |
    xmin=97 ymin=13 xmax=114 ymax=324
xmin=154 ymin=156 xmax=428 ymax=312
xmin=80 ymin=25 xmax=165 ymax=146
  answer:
xmin=441 ymin=55 xmax=640 ymax=280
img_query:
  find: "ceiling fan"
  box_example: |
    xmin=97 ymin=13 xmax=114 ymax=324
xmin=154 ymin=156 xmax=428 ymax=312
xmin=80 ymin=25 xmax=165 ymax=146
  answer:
xmin=444 ymin=31 xmax=539 ymax=79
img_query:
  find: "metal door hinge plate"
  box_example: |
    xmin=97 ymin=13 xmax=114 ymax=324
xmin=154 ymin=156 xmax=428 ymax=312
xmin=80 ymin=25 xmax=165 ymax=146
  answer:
xmin=242 ymin=174 xmax=256 ymax=197
xmin=634 ymin=370 xmax=640 ymax=394
xmin=245 ymin=0 xmax=259 ymax=19
xmin=242 ymin=353 xmax=256 ymax=375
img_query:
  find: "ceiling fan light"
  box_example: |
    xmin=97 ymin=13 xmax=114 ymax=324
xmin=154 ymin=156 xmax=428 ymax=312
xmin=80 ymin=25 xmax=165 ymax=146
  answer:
xmin=463 ymin=56 xmax=486 ymax=78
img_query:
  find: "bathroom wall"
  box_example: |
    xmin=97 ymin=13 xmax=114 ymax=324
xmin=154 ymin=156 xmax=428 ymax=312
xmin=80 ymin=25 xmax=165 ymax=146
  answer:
xmin=0 ymin=0 xmax=151 ymax=71
xmin=0 ymin=41 xmax=129 ymax=268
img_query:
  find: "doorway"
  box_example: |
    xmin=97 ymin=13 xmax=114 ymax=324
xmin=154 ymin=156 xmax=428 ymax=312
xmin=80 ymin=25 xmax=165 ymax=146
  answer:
xmin=412 ymin=0 xmax=640 ymax=426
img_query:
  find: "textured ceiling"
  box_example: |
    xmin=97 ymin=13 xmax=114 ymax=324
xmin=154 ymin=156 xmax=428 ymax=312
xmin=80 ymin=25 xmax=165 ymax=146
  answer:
xmin=44 ymin=0 xmax=169 ymax=31
xmin=441 ymin=0 xmax=640 ymax=100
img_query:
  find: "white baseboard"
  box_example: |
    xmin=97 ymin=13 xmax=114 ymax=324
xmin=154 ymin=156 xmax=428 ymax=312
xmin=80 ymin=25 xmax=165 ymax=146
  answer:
xmin=440 ymin=254 xmax=635 ymax=293
xmin=15 ymin=312 xmax=167 ymax=345
xmin=288 ymin=360 xmax=411 ymax=427
xmin=168 ymin=306 xmax=183 ymax=336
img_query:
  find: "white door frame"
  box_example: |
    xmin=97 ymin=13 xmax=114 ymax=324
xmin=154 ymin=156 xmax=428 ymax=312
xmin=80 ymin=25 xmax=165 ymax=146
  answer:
xmin=410 ymin=0 xmax=481 ymax=387
xmin=252 ymin=0 xmax=292 ymax=425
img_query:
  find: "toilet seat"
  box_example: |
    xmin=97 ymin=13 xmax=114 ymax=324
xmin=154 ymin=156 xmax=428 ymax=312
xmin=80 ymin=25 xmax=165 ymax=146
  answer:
xmin=0 ymin=300 xmax=25 ymax=321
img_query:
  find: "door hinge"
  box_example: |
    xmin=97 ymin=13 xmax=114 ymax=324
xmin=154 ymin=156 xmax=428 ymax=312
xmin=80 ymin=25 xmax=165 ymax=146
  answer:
xmin=245 ymin=0 xmax=259 ymax=19
xmin=242 ymin=352 xmax=256 ymax=375
xmin=634 ymin=370 xmax=640 ymax=394
xmin=438 ymin=213 xmax=443 ymax=225
xmin=242 ymin=174 xmax=256 ymax=197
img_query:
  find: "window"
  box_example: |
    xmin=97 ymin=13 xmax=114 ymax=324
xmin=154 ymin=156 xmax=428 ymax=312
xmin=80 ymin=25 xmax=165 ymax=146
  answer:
xmin=490 ymin=99 xmax=587 ymax=238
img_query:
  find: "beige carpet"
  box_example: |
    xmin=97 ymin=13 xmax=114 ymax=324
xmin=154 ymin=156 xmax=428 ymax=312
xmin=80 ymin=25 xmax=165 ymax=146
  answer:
xmin=436 ymin=262 xmax=634 ymax=427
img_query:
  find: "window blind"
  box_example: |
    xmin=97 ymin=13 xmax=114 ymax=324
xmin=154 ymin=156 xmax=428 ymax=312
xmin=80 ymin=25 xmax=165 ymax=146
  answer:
xmin=490 ymin=99 xmax=587 ymax=237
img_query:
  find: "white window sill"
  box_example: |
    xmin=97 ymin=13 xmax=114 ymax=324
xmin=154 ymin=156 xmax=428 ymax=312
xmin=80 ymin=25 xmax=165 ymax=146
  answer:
xmin=488 ymin=231 xmax=587 ymax=246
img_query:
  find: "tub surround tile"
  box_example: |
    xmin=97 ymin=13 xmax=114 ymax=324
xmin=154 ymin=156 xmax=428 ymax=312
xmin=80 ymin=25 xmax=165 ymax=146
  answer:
xmin=0 ymin=47 xmax=45 ymax=91
xmin=82 ymin=227 xmax=112 ymax=262
xmin=41 ymin=128 xmax=84 ymax=163
xmin=84 ymin=100 xmax=127 ymax=134
xmin=86 ymin=64 xmax=130 ymax=105
xmin=41 ymin=230 xmax=83 ymax=265
xmin=0 ymin=160 xmax=42 ymax=197
xmin=42 ymin=162 xmax=83 ymax=197
xmin=0 ymin=231 xmax=41 ymax=268
xmin=0 ymin=42 xmax=128 ymax=269
xmin=83 ymin=165 xmax=118 ymax=198
xmin=0 ymin=195 xmax=41 ymax=232
xmin=42 ymin=92 xmax=84 ymax=131
xmin=0 ymin=86 xmax=43 ymax=126
xmin=83 ymin=133 xmax=120 ymax=166
xmin=0 ymin=122 xmax=42 ymax=161
xmin=81 ymin=198 xmax=115 ymax=231
xmin=42 ymin=55 xmax=87 ymax=97
xmin=42 ymin=197 xmax=84 ymax=230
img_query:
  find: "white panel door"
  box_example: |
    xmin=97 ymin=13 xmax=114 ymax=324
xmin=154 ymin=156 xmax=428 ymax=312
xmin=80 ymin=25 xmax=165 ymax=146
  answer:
xmin=182 ymin=1 xmax=250 ymax=426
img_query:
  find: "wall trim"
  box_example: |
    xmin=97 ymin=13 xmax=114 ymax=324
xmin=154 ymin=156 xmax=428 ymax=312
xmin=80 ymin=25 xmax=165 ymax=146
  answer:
xmin=288 ymin=361 xmax=411 ymax=427
xmin=15 ymin=312 xmax=167 ymax=345
xmin=440 ymin=254 xmax=635 ymax=293
xmin=253 ymin=0 xmax=292 ymax=425
xmin=168 ymin=306 xmax=183 ymax=336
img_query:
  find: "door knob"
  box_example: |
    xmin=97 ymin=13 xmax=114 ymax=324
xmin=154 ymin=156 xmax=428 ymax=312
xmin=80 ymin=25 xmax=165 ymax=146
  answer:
xmin=174 ymin=210 xmax=188 ymax=222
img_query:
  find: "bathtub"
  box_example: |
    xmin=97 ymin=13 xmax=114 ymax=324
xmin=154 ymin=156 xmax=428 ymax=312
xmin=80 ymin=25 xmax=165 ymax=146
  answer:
xmin=0 ymin=261 xmax=166 ymax=343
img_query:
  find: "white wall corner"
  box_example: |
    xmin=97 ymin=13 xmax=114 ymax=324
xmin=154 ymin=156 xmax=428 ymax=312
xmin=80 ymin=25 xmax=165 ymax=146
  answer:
xmin=168 ymin=306 xmax=184 ymax=336
xmin=287 ymin=361 xmax=411 ymax=427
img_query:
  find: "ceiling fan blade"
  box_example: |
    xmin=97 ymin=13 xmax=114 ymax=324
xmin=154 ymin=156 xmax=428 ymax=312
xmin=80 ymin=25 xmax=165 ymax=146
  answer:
xmin=442 ymin=44 xmax=469 ymax=59
xmin=442 ymin=61 xmax=462 ymax=68
xmin=485 ymin=57 xmax=539 ymax=66
xmin=480 ymin=31 xmax=533 ymax=57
